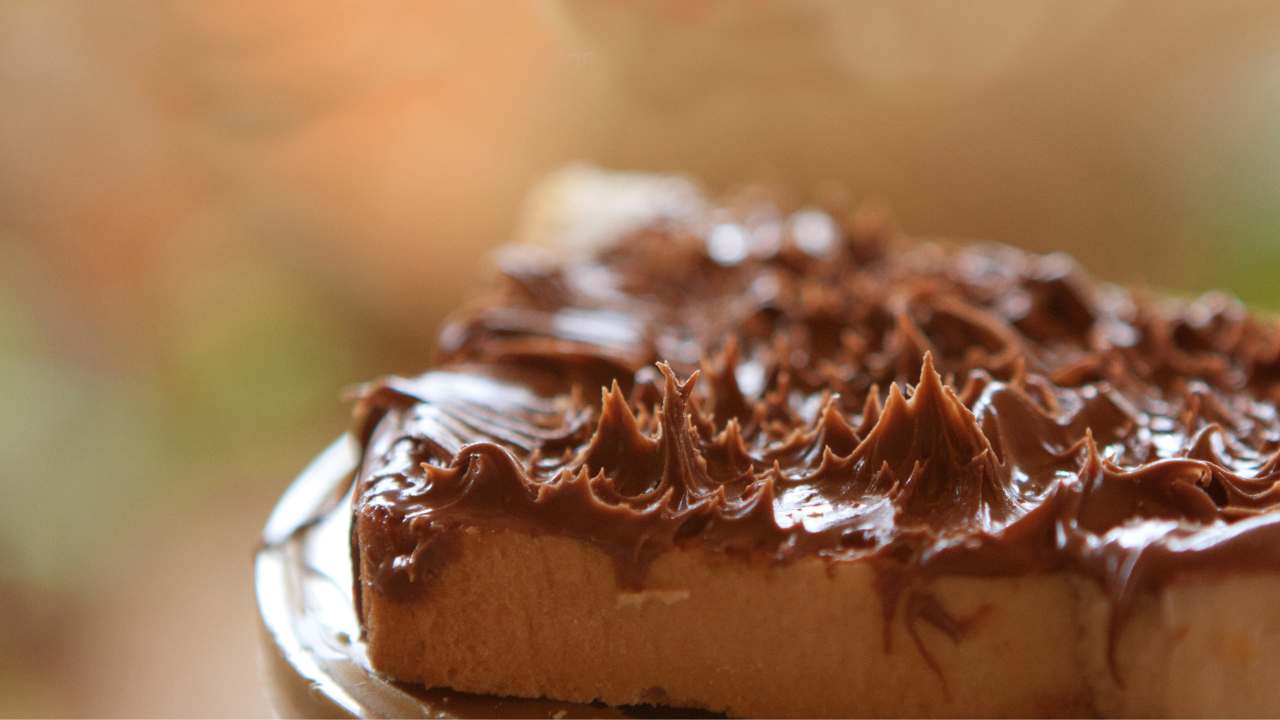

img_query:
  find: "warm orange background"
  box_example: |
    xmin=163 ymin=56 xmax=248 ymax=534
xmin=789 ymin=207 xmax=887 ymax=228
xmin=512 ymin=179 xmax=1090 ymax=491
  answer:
xmin=2 ymin=1 xmax=1279 ymax=715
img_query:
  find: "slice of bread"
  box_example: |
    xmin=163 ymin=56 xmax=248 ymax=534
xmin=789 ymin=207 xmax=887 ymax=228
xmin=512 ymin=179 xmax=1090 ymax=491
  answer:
xmin=353 ymin=167 xmax=1280 ymax=717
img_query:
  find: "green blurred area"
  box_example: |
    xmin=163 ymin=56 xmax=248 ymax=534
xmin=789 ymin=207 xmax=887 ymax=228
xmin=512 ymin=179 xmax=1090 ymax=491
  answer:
xmin=2 ymin=248 xmax=357 ymax=578
xmin=1204 ymin=201 xmax=1280 ymax=312
xmin=0 ymin=246 xmax=389 ymax=714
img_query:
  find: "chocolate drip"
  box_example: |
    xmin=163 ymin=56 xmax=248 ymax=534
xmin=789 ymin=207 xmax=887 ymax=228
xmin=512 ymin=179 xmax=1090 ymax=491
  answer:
xmin=352 ymin=197 xmax=1280 ymax=673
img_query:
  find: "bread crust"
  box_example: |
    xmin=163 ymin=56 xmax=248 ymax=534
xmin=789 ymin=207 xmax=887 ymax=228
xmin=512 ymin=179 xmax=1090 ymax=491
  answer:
xmin=360 ymin=526 xmax=1085 ymax=717
xmin=358 ymin=524 xmax=1280 ymax=717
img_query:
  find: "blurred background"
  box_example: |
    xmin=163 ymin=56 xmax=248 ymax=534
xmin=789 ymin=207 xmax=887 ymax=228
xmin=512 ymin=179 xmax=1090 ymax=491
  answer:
xmin=2 ymin=0 xmax=1279 ymax=715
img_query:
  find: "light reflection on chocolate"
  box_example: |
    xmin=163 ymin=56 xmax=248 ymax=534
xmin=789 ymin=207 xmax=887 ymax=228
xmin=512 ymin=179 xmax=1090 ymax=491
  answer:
xmin=351 ymin=199 xmax=1280 ymax=670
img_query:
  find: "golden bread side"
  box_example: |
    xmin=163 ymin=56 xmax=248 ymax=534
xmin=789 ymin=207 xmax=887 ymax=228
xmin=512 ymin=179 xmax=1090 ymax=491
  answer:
xmin=360 ymin=526 xmax=1280 ymax=717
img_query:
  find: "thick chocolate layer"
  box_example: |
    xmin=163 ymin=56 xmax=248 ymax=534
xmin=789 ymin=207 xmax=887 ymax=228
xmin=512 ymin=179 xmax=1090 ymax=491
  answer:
xmin=353 ymin=199 xmax=1280 ymax=662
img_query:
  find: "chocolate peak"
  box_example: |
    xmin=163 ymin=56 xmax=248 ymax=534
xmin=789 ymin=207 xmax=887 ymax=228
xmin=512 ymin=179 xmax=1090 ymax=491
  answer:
xmin=578 ymin=380 xmax=656 ymax=498
xmin=654 ymin=363 xmax=715 ymax=503
xmin=848 ymin=354 xmax=1006 ymax=531
xmin=702 ymin=337 xmax=750 ymax=426
xmin=810 ymin=394 xmax=861 ymax=460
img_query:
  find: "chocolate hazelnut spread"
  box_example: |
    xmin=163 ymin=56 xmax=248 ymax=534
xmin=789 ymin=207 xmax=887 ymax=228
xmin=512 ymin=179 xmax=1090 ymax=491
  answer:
xmin=351 ymin=200 xmax=1280 ymax=668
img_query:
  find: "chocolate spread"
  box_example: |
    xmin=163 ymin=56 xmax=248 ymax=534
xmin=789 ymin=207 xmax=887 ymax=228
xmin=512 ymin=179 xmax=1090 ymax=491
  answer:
xmin=351 ymin=199 xmax=1280 ymax=658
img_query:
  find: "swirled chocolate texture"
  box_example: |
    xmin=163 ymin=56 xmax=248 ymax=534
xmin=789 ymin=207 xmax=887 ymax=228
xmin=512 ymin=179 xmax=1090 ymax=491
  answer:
xmin=352 ymin=203 xmax=1280 ymax=637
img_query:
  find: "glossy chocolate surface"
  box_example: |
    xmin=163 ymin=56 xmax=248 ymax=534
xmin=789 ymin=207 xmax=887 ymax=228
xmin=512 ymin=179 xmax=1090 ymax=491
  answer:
xmin=352 ymin=198 xmax=1280 ymax=653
